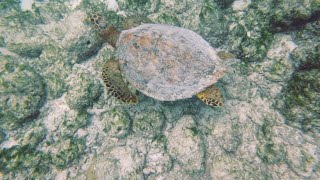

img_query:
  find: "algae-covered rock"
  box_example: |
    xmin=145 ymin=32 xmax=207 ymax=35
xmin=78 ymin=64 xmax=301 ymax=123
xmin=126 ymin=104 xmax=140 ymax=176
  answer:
xmin=82 ymin=146 xmax=145 ymax=179
xmin=0 ymin=57 xmax=46 ymax=130
xmin=1 ymin=0 xmax=320 ymax=178
xmin=295 ymin=20 xmax=320 ymax=40
xmin=49 ymin=137 xmax=86 ymax=169
xmin=283 ymin=69 xmax=320 ymax=134
xmin=0 ymin=36 xmax=5 ymax=47
xmin=107 ymin=107 xmax=131 ymax=138
xmin=198 ymin=0 xmax=227 ymax=46
xmin=68 ymin=33 xmax=104 ymax=63
xmin=167 ymin=115 xmax=205 ymax=174
xmin=0 ymin=0 xmax=69 ymax=31
xmin=42 ymin=104 xmax=90 ymax=138
xmin=132 ymin=111 xmax=165 ymax=138
xmin=256 ymin=122 xmax=286 ymax=164
xmin=263 ymin=35 xmax=296 ymax=82
xmin=0 ymin=145 xmax=50 ymax=175
xmin=271 ymin=0 xmax=320 ymax=31
xmin=116 ymin=0 xmax=155 ymax=14
xmin=20 ymin=127 xmax=47 ymax=148
xmin=291 ymin=20 xmax=320 ymax=70
xmin=214 ymin=0 xmax=235 ymax=9
xmin=0 ymin=127 xmax=49 ymax=175
xmin=0 ymin=130 xmax=6 ymax=144
xmin=290 ymin=20 xmax=320 ymax=70
xmin=227 ymin=1 xmax=274 ymax=62
xmin=59 ymin=112 xmax=90 ymax=137
xmin=214 ymin=121 xmax=242 ymax=154
xmin=33 ymin=45 xmax=71 ymax=100
xmin=65 ymin=69 xmax=102 ymax=110
xmin=45 ymin=72 xmax=67 ymax=100
xmin=291 ymin=43 xmax=320 ymax=70
xmin=84 ymin=155 xmax=120 ymax=179
xmin=264 ymin=125 xmax=320 ymax=178
xmin=154 ymin=12 xmax=181 ymax=26
xmin=7 ymin=43 xmax=43 ymax=58
xmin=0 ymin=2 xmax=42 ymax=30
xmin=143 ymin=141 xmax=172 ymax=176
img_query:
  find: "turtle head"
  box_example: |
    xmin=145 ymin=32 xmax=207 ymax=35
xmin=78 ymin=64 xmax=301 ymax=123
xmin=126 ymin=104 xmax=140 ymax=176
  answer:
xmin=84 ymin=13 xmax=108 ymax=31
xmin=84 ymin=13 xmax=120 ymax=48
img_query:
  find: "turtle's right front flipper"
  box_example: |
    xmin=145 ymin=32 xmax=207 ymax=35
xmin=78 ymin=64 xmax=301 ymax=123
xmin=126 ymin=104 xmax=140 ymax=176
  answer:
xmin=102 ymin=59 xmax=138 ymax=104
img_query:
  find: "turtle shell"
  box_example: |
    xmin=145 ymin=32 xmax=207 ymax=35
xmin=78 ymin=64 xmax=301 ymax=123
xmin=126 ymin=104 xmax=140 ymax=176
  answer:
xmin=117 ymin=24 xmax=225 ymax=101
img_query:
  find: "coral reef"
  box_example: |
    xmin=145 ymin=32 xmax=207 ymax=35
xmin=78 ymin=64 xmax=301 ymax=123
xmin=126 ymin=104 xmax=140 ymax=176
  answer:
xmin=283 ymin=69 xmax=320 ymax=134
xmin=0 ymin=57 xmax=46 ymax=130
xmin=0 ymin=0 xmax=319 ymax=179
xmin=65 ymin=67 xmax=102 ymax=110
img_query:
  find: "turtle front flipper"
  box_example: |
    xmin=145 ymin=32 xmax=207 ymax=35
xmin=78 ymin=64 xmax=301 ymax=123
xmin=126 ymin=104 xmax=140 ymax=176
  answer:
xmin=196 ymin=85 xmax=223 ymax=107
xmin=102 ymin=59 xmax=138 ymax=104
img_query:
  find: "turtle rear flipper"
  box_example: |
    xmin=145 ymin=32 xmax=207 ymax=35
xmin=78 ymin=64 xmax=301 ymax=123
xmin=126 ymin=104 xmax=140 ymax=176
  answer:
xmin=102 ymin=59 xmax=138 ymax=104
xmin=196 ymin=85 xmax=223 ymax=106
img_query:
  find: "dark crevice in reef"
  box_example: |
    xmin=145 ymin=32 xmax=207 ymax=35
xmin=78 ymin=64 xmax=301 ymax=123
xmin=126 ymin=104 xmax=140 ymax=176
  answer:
xmin=298 ymin=62 xmax=320 ymax=71
xmin=213 ymin=0 xmax=235 ymax=9
xmin=76 ymin=40 xmax=104 ymax=62
xmin=271 ymin=10 xmax=320 ymax=33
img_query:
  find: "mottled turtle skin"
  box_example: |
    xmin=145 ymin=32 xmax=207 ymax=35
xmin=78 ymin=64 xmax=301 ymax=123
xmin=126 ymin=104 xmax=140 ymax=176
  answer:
xmin=86 ymin=13 xmax=226 ymax=106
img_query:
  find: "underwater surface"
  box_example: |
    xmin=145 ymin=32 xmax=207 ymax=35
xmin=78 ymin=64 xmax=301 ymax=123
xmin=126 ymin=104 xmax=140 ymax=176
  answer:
xmin=0 ymin=0 xmax=319 ymax=179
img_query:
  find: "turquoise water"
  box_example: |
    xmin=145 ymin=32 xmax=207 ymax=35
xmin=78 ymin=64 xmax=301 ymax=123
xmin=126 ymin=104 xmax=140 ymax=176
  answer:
xmin=0 ymin=0 xmax=319 ymax=179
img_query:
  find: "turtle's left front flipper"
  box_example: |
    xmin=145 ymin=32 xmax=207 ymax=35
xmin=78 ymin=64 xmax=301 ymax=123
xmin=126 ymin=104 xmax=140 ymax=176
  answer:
xmin=196 ymin=84 xmax=223 ymax=107
xmin=102 ymin=59 xmax=138 ymax=104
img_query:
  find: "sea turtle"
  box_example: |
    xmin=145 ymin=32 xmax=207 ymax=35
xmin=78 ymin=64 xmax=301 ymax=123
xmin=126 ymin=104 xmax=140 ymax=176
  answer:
xmin=85 ymin=13 xmax=231 ymax=107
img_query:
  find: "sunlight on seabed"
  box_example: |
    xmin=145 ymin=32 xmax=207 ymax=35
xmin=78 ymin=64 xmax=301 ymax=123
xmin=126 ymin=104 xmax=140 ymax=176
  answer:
xmin=20 ymin=0 xmax=34 ymax=11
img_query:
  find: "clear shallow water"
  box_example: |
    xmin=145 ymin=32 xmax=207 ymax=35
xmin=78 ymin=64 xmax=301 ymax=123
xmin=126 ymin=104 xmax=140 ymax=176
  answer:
xmin=0 ymin=0 xmax=319 ymax=178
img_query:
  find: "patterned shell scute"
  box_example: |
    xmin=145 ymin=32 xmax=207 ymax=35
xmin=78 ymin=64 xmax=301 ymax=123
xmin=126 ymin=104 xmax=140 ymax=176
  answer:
xmin=117 ymin=24 xmax=225 ymax=101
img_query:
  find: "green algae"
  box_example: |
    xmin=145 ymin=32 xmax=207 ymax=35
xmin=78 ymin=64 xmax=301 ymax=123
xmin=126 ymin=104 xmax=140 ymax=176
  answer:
xmin=214 ymin=0 xmax=234 ymax=9
xmin=0 ymin=130 xmax=6 ymax=144
xmin=0 ymin=146 xmax=50 ymax=175
xmin=108 ymin=107 xmax=132 ymax=138
xmin=65 ymin=71 xmax=102 ymax=110
xmin=7 ymin=43 xmax=43 ymax=58
xmin=46 ymin=72 xmax=67 ymax=100
xmin=0 ymin=36 xmax=5 ymax=47
xmin=60 ymin=112 xmax=90 ymax=137
xmin=271 ymin=0 xmax=320 ymax=31
xmin=257 ymin=121 xmax=286 ymax=164
xmin=227 ymin=1 xmax=274 ymax=62
xmin=283 ymin=69 xmax=320 ymax=134
xmin=0 ymin=57 xmax=46 ymax=130
xmin=155 ymin=12 xmax=181 ymax=26
xmin=0 ymin=127 xmax=49 ymax=175
xmin=0 ymin=0 xmax=20 ymax=18
xmin=132 ymin=111 xmax=165 ymax=138
xmin=50 ymin=137 xmax=86 ymax=169
xmin=257 ymin=141 xmax=286 ymax=164
xmin=199 ymin=0 xmax=227 ymax=46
